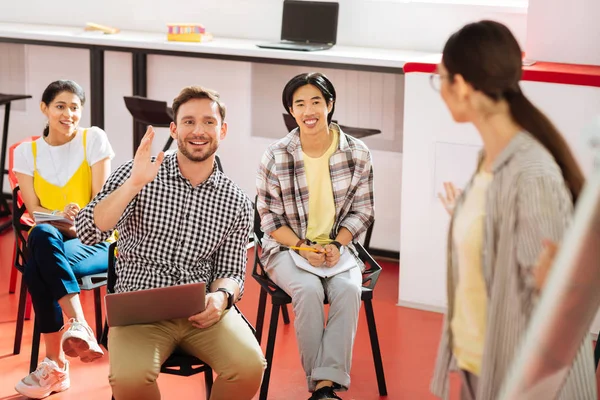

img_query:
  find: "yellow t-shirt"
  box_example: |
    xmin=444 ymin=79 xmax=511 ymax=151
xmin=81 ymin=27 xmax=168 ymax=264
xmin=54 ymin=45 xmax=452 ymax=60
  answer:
xmin=451 ymin=170 xmax=493 ymax=376
xmin=303 ymin=130 xmax=338 ymax=245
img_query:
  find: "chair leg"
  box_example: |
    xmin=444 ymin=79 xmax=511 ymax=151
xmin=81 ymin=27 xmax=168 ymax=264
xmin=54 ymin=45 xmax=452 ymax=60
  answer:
xmin=259 ymin=303 xmax=280 ymax=400
xmin=9 ymin=243 xmax=17 ymax=293
xmin=255 ymin=287 xmax=267 ymax=344
xmin=94 ymin=287 xmax=103 ymax=341
xmin=204 ymin=367 xmax=213 ymax=400
xmin=281 ymin=304 xmax=290 ymax=324
xmin=9 ymin=265 xmax=17 ymax=294
xmin=14 ymin=276 xmax=28 ymax=354
xmin=30 ymin=319 xmax=41 ymax=373
xmin=101 ymin=317 xmax=109 ymax=349
xmin=25 ymin=293 xmax=32 ymax=320
xmin=364 ymin=299 xmax=387 ymax=396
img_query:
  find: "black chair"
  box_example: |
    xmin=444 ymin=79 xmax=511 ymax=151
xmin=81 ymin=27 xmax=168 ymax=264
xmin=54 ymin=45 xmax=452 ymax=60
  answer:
xmin=251 ymin=198 xmax=387 ymax=400
xmin=11 ymin=185 xmax=106 ymax=373
xmin=282 ymin=113 xmax=382 ymax=139
xmin=123 ymin=96 xmax=175 ymax=153
xmin=103 ymin=242 xmax=215 ymax=400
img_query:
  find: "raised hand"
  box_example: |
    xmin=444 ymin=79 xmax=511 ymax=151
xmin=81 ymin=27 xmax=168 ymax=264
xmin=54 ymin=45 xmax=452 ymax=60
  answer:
xmin=438 ymin=181 xmax=462 ymax=216
xmin=130 ymin=126 xmax=165 ymax=188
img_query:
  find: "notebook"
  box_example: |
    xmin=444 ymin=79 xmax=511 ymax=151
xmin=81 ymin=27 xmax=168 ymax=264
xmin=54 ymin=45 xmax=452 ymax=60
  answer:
xmin=288 ymin=247 xmax=358 ymax=278
xmin=105 ymin=282 xmax=206 ymax=327
xmin=32 ymin=211 xmax=74 ymax=226
xmin=256 ymin=1 xmax=339 ymax=52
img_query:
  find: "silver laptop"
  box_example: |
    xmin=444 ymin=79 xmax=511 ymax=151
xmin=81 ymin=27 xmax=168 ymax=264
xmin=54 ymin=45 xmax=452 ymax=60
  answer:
xmin=105 ymin=282 xmax=206 ymax=327
xmin=257 ymin=1 xmax=339 ymax=52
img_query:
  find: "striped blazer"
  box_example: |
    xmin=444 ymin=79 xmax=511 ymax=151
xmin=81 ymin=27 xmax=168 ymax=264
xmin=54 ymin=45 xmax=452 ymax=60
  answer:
xmin=256 ymin=124 xmax=374 ymax=267
xmin=431 ymin=132 xmax=597 ymax=399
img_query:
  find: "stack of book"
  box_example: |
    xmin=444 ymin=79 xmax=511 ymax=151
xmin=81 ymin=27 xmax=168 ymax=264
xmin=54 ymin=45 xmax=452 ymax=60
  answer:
xmin=167 ymin=24 xmax=213 ymax=43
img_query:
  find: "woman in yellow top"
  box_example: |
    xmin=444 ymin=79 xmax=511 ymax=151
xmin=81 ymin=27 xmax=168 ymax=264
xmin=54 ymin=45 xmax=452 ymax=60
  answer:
xmin=430 ymin=21 xmax=596 ymax=400
xmin=12 ymin=80 xmax=115 ymax=399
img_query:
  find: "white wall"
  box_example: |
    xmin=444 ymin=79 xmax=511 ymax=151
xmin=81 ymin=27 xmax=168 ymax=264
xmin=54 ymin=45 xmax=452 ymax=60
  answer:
xmin=400 ymin=72 xmax=600 ymax=332
xmin=0 ymin=0 xmax=526 ymax=52
xmin=0 ymin=44 xmax=404 ymax=251
xmin=526 ymin=0 xmax=600 ymax=65
xmin=0 ymin=0 xmax=528 ymax=252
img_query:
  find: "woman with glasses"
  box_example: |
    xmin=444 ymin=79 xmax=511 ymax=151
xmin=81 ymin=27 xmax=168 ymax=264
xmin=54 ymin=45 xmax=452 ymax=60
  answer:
xmin=429 ymin=21 xmax=596 ymax=400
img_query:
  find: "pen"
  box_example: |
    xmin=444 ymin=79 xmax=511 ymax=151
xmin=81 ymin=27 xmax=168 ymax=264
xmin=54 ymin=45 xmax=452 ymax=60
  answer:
xmin=288 ymin=246 xmax=325 ymax=253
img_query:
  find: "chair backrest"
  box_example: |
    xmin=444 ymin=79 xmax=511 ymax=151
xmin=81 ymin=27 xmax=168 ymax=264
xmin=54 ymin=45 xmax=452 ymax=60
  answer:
xmin=253 ymin=195 xmax=264 ymax=245
xmin=124 ymin=96 xmax=173 ymax=127
xmin=282 ymin=113 xmax=381 ymax=140
xmin=8 ymin=136 xmax=50 ymax=233
xmin=12 ymin=186 xmax=30 ymax=273
xmin=215 ymin=154 xmax=224 ymax=173
xmin=8 ymin=136 xmax=39 ymax=190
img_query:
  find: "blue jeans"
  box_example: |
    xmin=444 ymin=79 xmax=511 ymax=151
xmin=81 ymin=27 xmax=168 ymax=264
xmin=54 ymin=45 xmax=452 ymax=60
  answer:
xmin=23 ymin=224 xmax=109 ymax=333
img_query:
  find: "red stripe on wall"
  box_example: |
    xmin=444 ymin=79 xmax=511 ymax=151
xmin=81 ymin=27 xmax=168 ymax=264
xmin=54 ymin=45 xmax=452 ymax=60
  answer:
xmin=404 ymin=61 xmax=600 ymax=88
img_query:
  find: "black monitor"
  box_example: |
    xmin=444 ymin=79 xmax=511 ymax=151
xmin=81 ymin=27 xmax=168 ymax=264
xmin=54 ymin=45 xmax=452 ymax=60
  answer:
xmin=280 ymin=1 xmax=339 ymax=45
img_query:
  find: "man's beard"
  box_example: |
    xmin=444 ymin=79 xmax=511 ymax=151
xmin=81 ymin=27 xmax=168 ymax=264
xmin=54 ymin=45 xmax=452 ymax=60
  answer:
xmin=178 ymin=136 xmax=218 ymax=162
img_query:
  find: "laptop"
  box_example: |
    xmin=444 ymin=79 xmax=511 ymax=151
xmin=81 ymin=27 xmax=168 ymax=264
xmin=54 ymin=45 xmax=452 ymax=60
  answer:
xmin=105 ymin=282 xmax=206 ymax=327
xmin=257 ymin=1 xmax=339 ymax=52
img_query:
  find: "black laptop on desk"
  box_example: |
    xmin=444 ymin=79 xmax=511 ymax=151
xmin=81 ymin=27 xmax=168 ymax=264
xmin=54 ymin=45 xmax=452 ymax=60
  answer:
xmin=257 ymin=0 xmax=339 ymax=52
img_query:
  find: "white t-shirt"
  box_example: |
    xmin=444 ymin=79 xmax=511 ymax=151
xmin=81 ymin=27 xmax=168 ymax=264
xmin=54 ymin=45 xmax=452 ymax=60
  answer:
xmin=12 ymin=127 xmax=115 ymax=187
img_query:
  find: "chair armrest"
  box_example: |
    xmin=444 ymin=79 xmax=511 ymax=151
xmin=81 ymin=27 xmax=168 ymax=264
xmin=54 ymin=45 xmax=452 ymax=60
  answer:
xmin=78 ymin=273 xmax=108 ymax=290
xmin=250 ymin=235 xmax=285 ymax=297
xmin=354 ymin=241 xmax=382 ymax=291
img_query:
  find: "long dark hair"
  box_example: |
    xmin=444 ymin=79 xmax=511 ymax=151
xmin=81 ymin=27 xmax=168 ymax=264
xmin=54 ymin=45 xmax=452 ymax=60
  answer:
xmin=442 ymin=20 xmax=584 ymax=203
xmin=41 ymin=80 xmax=86 ymax=137
xmin=282 ymin=72 xmax=336 ymax=124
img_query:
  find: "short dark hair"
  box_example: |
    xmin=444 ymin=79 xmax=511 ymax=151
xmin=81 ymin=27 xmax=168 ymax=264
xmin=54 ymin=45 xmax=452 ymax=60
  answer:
xmin=41 ymin=80 xmax=86 ymax=137
xmin=282 ymin=72 xmax=336 ymax=124
xmin=172 ymin=86 xmax=226 ymax=123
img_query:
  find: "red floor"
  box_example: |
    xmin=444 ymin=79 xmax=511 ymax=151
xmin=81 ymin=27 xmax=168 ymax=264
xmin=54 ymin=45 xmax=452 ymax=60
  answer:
xmin=0 ymin=222 xmax=460 ymax=399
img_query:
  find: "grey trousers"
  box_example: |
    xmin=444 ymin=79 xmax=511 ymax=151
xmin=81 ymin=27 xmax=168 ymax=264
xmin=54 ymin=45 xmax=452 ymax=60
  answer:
xmin=267 ymin=250 xmax=362 ymax=391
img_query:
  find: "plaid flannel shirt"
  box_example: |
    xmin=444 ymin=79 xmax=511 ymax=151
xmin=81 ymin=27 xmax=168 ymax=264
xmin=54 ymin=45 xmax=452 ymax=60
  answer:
xmin=256 ymin=124 xmax=374 ymax=266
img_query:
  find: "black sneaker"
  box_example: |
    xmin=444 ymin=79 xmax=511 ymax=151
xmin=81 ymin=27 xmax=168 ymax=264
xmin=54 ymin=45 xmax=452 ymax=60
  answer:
xmin=308 ymin=386 xmax=342 ymax=400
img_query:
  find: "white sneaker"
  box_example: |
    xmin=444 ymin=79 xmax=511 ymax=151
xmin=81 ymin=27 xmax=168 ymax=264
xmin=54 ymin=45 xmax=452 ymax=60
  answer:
xmin=61 ymin=318 xmax=104 ymax=362
xmin=15 ymin=357 xmax=70 ymax=399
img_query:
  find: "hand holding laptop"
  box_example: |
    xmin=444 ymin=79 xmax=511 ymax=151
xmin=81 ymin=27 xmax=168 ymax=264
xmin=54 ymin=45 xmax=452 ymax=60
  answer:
xmin=188 ymin=291 xmax=229 ymax=329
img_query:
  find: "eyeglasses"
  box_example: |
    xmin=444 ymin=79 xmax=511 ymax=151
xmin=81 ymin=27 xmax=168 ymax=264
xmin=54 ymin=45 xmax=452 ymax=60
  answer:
xmin=429 ymin=73 xmax=450 ymax=92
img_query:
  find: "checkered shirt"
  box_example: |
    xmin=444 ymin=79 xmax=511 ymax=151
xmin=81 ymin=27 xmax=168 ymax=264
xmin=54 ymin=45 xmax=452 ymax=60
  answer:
xmin=76 ymin=152 xmax=253 ymax=296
